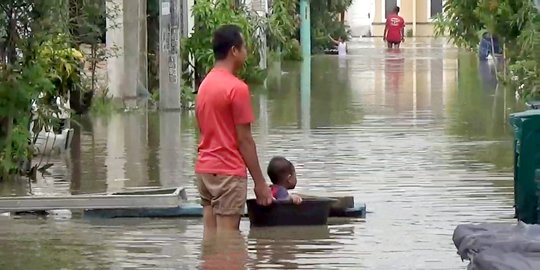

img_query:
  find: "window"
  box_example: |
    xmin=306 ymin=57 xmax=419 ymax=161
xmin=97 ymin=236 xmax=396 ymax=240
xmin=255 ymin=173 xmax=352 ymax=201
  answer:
xmin=430 ymin=0 xmax=443 ymax=18
xmin=385 ymin=0 xmax=398 ymax=19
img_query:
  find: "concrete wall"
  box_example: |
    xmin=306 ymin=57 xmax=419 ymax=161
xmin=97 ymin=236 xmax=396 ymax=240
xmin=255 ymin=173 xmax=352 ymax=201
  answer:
xmin=345 ymin=0 xmax=374 ymax=37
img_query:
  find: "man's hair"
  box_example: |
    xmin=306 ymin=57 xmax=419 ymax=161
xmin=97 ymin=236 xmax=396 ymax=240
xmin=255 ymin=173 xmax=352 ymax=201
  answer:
xmin=393 ymin=6 xmax=400 ymax=13
xmin=267 ymin=156 xmax=294 ymax=184
xmin=212 ymin=24 xmax=244 ymax=60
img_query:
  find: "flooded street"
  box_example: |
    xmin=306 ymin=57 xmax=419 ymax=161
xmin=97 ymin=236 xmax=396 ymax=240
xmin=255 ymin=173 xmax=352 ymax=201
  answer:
xmin=0 ymin=38 xmax=524 ymax=269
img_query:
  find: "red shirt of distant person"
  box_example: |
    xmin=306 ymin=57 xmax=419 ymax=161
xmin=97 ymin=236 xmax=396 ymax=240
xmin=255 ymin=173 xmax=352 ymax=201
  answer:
xmin=386 ymin=13 xmax=405 ymax=43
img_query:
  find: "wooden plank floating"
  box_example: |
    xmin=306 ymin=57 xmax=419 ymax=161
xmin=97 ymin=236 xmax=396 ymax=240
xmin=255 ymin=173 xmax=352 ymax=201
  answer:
xmin=0 ymin=187 xmax=187 ymax=212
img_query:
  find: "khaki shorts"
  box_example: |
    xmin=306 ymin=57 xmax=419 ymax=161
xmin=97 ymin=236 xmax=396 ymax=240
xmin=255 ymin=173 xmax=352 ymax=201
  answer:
xmin=196 ymin=173 xmax=247 ymax=216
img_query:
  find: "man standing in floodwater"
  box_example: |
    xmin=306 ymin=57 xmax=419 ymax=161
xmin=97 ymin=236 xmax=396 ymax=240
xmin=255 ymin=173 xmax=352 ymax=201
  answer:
xmin=195 ymin=24 xmax=273 ymax=234
xmin=383 ymin=6 xmax=405 ymax=49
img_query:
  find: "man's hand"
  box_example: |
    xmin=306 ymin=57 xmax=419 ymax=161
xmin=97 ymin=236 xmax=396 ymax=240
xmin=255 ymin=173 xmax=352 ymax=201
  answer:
xmin=383 ymin=36 xmax=386 ymax=41
xmin=402 ymin=37 xmax=405 ymax=43
xmin=254 ymin=183 xmax=273 ymax=206
xmin=236 ymin=123 xmax=273 ymax=206
xmin=290 ymin=194 xmax=303 ymax=205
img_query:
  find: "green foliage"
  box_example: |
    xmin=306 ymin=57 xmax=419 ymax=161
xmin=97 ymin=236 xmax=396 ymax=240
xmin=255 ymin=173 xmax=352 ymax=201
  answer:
xmin=90 ymin=94 xmax=116 ymax=115
xmin=181 ymin=0 xmax=266 ymax=88
xmin=310 ymin=0 xmax=352 ymax=53
xmin=149 ymin=82 xmax=195 ymax=110
xmin=247 ymin=0 xmax=353 ymax=60
xmin=38 ymin=35 xmax=85 ymax=99
xmin=267 ymin=0 xmax=302 ymax=61
xmin=0 ymin=1 xmax=65 ymax=176
xmin=328 ymin=0 xmax=353 ymax=14
xmin=406 ymin=29 xmax=413 ymax=38
xmin=434 ymin=0 xmax=540 ymax=100
xmin=180 ymin=84 xmax=195 ymax=109
xmin=68 ymin=0 xmax=107 ymax=44
xmin=0 ymin=0 xmax=108 ymax=178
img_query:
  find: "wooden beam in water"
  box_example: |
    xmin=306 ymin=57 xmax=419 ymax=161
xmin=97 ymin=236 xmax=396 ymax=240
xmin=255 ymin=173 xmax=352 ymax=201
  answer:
xmin=0 ymin=187 xmax=187 ymax=212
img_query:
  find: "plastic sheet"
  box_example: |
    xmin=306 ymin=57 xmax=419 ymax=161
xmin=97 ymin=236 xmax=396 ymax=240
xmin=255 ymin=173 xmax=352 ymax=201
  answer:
xmin=453 ymin=222 xmax=540 ymax=270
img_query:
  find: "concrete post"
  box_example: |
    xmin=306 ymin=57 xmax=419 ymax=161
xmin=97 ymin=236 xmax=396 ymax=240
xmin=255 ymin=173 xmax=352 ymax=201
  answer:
xmin=122 ymin=0 xmax=145 ymax=102
xmin=299 ymin=0 xmax=311 ymax=58
xmin=106 ymin=0 xmax=148 ymax=102
xmin=159 ymin=0 xmax=182 ymax=110
xmin=106 ymin=0 xmax=125 ymax=99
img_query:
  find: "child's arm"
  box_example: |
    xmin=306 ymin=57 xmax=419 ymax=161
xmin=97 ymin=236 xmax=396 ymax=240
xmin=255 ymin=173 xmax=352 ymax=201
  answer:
xmin=328 ymin=35 xmax=339 ymax=45
xmin=289 ymin=194 xmax=302 ymax=205
xmin=275 ymin=191 xmax=302 ymax=204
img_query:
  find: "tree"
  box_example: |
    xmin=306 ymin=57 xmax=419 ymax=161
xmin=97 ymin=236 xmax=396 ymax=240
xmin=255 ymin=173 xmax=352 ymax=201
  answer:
xmin=0 ymin=0 xmax=108 ymax=179
xmin=434 ymin=0 xmax=540 ymax=100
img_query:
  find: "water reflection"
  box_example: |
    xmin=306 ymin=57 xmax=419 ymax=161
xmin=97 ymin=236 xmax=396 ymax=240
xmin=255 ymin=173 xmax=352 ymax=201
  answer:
xmin=300 ymin=57 xmax=311 ymax=131
xmin=159 ymin=111 xmax=183 ymax=187
xmin=445 ymin=53 xmax=525 ymax=172
xmin=0 ymin=39 xmax=525 ymax=269
xmin=248 ymin=226 xmax=331 ymax=269
xmin=200 ymin=232 xmax=248 ymax=270
xmin=310 ymin=56 xmax=360 ymax=128
xmin=384 ymin=48 xmax=404 ymax=93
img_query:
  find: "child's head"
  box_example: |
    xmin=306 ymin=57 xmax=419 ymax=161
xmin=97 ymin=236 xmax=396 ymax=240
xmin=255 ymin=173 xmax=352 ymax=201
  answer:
xmin=338 ymin=36 xmax=343 ymax=42
xmin=267 ymin=156 xmax=297 ymax=189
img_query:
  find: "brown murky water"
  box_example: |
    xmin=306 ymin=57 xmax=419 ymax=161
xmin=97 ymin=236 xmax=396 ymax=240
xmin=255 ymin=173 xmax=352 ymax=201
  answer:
xmin=0 ymin=38 xmax=525 ymax=269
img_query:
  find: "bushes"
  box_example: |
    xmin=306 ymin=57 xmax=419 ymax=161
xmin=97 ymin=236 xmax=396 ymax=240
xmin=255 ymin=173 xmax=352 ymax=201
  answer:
xmin=310 ymin=0 xmax=352 ymax=53
xmin=267 ymin=0 xmax=302 ymax=61
xmin=181 ymin=0 xmax=266 ymax=89
xmin=0 ymin=0 xmax=105 ymax=177
xmin=434 ymin=0 xmax=540 ymax=100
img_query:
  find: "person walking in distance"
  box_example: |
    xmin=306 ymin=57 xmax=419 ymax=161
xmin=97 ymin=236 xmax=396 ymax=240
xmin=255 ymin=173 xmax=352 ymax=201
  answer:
xmin=328 ymin=35 xmax=347 ymax=56
xmin=383 ymin=6 xmax=405 ymax=49
xmin=195 ymin=24 xmax=273 ymax=234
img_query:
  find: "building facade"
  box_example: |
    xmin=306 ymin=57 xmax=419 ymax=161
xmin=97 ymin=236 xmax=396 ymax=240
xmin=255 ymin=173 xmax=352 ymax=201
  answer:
xmin=371 ymin=0 xmax=444 ymax=37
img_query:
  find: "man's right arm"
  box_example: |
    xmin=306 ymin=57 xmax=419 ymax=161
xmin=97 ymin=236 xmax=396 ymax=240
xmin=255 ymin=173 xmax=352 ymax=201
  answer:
xmin=231 ymin=83 xmax=273 ymax=206
xmin=236 ymin=124 xmax=266 ymax=186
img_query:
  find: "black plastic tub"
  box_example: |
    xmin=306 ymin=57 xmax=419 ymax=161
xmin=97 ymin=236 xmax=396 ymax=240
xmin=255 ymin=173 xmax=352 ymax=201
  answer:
xmin=246 ymin=198 xmax=335 ymax=227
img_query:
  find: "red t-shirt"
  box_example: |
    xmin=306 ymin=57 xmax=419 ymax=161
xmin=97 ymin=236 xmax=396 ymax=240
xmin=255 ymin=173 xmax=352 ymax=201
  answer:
xmin=385 ymin=14 xmax=405 ymax=42
xmin=195 ymin=67 xmax=255 ymax=177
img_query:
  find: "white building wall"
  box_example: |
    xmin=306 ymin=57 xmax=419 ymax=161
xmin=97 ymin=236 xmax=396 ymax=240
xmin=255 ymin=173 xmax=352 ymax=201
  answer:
xmin=345 ymin=0 xmax=375 ymax=37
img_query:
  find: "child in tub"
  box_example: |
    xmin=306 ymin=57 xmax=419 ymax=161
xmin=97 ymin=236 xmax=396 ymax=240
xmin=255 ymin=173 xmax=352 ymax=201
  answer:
xmin=267 ymin=156 xmax=303 ymax=204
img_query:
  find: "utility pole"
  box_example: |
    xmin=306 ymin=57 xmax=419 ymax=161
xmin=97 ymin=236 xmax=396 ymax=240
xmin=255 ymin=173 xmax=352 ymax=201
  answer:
xmin=299 ymin=0 xmax=311 ymax=58
xmin=159 ymin=0 xmax=182 ymax=110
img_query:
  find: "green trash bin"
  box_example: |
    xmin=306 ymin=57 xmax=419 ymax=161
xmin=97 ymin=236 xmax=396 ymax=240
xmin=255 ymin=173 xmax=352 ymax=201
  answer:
xmin=510 ymin=109 xmax=540 ymax=224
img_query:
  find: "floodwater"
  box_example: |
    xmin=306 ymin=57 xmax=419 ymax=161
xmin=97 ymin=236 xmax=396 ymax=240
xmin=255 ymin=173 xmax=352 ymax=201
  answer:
xmin=0 ymin=38 xmax=525 ymax=269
